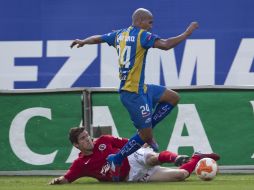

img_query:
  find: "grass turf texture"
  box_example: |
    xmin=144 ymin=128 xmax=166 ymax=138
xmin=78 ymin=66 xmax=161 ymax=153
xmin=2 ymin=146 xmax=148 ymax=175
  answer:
xmin=0 ymin=174 xmax=253 ymax=190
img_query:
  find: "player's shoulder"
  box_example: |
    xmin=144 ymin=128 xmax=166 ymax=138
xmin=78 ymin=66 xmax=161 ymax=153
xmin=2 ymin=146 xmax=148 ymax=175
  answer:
xmin=140 ymin=29 xmax=153 ymax=37
xmin=97 ymin=135 xmax=113 ymax=141
xmin=115 ymin=27 xmax=129 ymax=35
xmin=96 ymin=135 xmax=121 ymax=143
xmin=140 ymin=30 xmax=160 ymax=46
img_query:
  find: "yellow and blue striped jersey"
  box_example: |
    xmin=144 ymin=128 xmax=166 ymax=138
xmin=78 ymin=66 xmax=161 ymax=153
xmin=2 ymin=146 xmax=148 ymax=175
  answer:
xmin=101 ymin=26 xmax=160 ymax=94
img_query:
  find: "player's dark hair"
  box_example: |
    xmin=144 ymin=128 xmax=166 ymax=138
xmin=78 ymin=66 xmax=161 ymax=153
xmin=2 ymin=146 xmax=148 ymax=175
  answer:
xmin=69 ymin=127 xmax=86 ymax=144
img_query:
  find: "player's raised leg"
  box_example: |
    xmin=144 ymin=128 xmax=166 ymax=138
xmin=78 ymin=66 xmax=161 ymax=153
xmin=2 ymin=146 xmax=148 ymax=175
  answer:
xmin=107 ymin=92 xmax=154 ymax=181
xmin=146 ymin=85 xmax=179 ymax=151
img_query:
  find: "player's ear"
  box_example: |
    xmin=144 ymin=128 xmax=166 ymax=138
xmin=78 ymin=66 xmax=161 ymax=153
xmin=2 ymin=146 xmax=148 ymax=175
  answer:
xmin=138 ymin=17 xmax=143 ymax=25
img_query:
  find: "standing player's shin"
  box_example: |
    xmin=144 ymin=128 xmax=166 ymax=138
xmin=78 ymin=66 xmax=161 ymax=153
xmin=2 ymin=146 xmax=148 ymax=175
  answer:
xmin=152 ymin=89 xmax=179 ymax=128
xmin=152 ymin=102 xmax=174 ymax=128
xmin=146 ymin=86 xmax=179 ymax=129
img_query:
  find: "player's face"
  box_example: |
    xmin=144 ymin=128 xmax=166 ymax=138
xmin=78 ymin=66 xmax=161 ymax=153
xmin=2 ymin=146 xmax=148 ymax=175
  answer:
xmin=76 ymin=130 xmax=94 ymax=152
xmin=140 ymin=15 xmax=153 ymax=31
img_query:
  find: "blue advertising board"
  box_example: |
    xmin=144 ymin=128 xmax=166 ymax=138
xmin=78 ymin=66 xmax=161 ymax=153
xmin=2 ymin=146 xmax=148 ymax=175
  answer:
xmin=0 ymin=0 xmax=253 ymax=89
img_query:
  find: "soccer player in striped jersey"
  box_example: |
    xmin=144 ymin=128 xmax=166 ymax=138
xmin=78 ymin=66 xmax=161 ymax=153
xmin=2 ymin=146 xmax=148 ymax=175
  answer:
xmin=70 ymin=8 xmax=199 ymax=181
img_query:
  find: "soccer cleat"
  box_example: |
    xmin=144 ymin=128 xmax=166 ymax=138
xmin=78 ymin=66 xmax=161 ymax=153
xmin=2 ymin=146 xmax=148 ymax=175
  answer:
xmin=192 ymin=152 xmax=220 ymax=161
xmin=148 ymin=138 xmax=159 ymax=152
xmin=106 ymin=154 xmax=121 ymax=182
xmin=174 ymin=155 xmax=190 ymax=166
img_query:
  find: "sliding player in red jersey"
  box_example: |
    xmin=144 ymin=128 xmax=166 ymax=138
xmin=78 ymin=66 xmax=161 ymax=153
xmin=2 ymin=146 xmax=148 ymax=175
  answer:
xmin=49 ymin=127 xmax=220 ymax=184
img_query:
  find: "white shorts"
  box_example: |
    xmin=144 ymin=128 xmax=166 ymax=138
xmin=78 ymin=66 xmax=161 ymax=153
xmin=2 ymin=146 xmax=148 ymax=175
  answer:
xmin=127 ymin=147 xmax=160 ymax=182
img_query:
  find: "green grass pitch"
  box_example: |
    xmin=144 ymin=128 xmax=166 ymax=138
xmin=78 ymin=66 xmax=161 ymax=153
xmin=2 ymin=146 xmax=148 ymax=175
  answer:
xmin=0 ymin=174 xmax=253 ymax=190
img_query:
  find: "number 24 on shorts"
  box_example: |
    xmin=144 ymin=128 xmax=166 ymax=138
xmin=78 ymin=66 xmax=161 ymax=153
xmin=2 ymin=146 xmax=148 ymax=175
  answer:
xmin=140 ymin=104 xmax=150 ymax=117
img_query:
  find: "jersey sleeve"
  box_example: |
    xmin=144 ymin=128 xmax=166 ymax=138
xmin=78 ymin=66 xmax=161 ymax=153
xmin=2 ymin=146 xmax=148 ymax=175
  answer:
xmin=64 ymin=159 xmax=84 ymax=183
xmin=100 ymin=135 xmax=128 ymax=149
xmin=101 ymin=31 xmax=118 ymax=47
xmin=140 ymin=31 xmax=160 ymax=49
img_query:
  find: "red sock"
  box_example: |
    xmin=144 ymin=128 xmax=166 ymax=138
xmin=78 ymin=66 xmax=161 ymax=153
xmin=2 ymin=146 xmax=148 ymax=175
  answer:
xmin=180 ymin=155 xmax=201 ymax=174
xmin=158 ymin=151 xmax=178 ymax=163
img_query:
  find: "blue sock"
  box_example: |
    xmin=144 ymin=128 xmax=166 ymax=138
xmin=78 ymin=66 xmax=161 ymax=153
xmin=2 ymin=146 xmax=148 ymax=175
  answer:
xmin=152 ymin=102 xmax=174 ymax=128
xmin=114 ymin=133 xmax=145 ymax=165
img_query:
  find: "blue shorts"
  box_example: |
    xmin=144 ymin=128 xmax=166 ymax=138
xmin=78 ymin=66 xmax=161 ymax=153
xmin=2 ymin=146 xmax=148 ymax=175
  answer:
xmin=120 ymin=84 xmax=166 ymax=129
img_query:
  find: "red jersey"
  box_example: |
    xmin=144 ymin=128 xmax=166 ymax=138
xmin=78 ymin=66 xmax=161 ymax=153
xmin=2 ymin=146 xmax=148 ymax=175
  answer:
xmin=64 ymin=135 xmax=130 ymax=182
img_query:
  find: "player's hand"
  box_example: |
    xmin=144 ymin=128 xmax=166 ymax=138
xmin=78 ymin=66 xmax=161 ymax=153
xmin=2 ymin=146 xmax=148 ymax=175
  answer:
xmin=49 ymin=176 xmax=69 ymax=185
xmin=185 ymin=22 xmax=199 ymax=36
xmin=49 ymin=176 xmax=68 ymax=185
xmin=70 ymin=39 xmax=85 ymax=48
xmin=49 ymin=177 xmax=61 ymax=185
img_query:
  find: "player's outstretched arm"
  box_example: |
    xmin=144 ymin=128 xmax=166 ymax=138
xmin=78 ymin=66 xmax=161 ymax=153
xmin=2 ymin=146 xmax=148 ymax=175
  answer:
xmin=49 ymin=176 xmax=69 ymax=185
xmin=154 ymin=22 xmax=199 ymax=50
xmin=70 ymin=35 xmax=103 ymax=48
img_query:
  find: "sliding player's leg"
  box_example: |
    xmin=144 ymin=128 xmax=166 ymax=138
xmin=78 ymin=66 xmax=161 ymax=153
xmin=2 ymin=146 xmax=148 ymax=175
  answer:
xmin=127 ymin=147 xmax=189 ymax=182
xmin=179 ymin=152 xmax=220 ymax=174
xmin=149 ymin=152 xmax=220 ymax=182
xmin=149 ymin=167 xmax=188 ymax=182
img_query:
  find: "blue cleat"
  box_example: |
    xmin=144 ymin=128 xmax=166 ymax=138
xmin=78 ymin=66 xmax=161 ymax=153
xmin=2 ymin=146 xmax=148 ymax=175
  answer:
xmin=106 ymin=154 xmax=121 ymax=182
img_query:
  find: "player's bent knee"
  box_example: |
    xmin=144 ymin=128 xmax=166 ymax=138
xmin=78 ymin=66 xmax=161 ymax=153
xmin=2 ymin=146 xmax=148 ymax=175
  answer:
xmin=162 ymin=89 xmax=180 ymax=106
xmin=173 ymin=92 xmax=180 ymax=105
xmin=171 ymin=90 xmax=180 ymax=103
xmin=167 ymin=170 xmax=188 ymax=182
xmin=173 ymin=171 xmax=186 ymax=181
xmin=178 ymin=169 xmax=190 ymax=180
